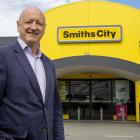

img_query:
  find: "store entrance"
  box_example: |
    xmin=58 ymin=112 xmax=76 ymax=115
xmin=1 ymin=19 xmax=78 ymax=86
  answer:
xmin=69 ymin=80 xmax=113 ymax=120
xmin=59 ymin=79 xmax=135 ymax=121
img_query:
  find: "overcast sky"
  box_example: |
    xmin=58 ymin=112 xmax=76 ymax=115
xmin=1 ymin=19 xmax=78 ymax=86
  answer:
xmin=0 ymin=0 xmax=140 ymax=37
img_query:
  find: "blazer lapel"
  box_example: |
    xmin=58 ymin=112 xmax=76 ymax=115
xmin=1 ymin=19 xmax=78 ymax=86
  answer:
xmin=13 ymin=42 xmax=43 ymax=103
xmin=41 ymin=54 xmax=51 ymax=103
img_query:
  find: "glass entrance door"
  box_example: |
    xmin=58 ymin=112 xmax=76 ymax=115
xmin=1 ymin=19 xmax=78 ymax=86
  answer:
xmin=69 ymin=80 xmax=91 ymax=120
xmin=91 ymin=80 xmax=113 ymax=120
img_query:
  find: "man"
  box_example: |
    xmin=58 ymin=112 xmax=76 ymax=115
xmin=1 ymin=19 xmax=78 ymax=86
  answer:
xmin=0 ymin=6 xmax=65 ymax=140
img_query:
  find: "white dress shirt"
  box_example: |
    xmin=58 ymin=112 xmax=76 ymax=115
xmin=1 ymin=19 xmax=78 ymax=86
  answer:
xmin=18 ymin=37 xmax=46 ymax=102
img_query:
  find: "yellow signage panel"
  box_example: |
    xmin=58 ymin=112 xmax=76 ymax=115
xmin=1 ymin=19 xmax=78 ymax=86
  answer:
xmin=57 ymin=25 xmax=122 ymax=43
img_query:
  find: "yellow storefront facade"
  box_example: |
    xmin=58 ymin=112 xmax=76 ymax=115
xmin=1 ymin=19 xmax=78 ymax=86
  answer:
xmin=41 ymin=1 xmax=140 ymax=122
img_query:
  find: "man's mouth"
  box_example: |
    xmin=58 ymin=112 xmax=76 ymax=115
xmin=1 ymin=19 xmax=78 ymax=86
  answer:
xmin=27 ymin=32 xmax=39 ymax=35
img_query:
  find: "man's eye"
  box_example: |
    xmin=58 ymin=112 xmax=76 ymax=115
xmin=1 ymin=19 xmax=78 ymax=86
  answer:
xmin=26 ymin=21 xmax=32 ymax=24
xmin=37 ymin=22 xmax=43 ymax=26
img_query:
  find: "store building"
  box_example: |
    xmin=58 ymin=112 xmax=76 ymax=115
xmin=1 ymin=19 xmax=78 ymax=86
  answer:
xmin=40 ymin=1 xmax=140 ymax=122
xmin=1 ymin=1 xmax=140 ymax=122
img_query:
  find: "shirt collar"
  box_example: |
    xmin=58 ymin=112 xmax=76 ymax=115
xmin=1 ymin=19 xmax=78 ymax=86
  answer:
xmin=18 ymin=37 xmax=27 ymax=50
xmin=17 ymin=37 xmax=42 ymax=58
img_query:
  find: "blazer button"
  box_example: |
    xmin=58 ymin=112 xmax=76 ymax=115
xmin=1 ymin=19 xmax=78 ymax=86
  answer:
xmin=43 ymin=127 xmax=47 ymax=132
xmin=44 ymin=107 xmax=47 ymax=111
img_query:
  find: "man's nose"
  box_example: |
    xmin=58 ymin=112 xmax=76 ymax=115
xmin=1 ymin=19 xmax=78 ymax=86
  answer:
xmin=30 ymin=22 xmax=38 ymax=30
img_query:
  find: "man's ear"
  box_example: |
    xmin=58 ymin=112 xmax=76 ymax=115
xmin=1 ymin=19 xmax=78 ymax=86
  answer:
xmin=17 ymin=21 xmax=19 ymax=33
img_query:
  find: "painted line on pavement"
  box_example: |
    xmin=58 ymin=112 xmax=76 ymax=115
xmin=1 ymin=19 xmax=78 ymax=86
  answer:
xmin=104 ymin=135 xmax=134 ymax=138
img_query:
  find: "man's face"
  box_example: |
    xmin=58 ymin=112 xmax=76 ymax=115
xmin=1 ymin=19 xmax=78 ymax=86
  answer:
xmin=17 ymin=8 xmax=46 ymax=47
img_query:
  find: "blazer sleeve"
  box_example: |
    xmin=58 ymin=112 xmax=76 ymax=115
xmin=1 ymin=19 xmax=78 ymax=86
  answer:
xmin=0 ymin=51 xmax=7 ymax=101
xmin=52 ymin=65 xmax=65 ymax=140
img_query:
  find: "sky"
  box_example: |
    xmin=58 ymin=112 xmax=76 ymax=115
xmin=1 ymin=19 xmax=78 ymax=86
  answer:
xmin=0 ymin=0 xmax=140 ymax=37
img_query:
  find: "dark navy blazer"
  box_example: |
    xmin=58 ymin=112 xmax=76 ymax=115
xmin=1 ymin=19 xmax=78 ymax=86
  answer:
xmin=0 ymin=41 xmax=65 ymax=140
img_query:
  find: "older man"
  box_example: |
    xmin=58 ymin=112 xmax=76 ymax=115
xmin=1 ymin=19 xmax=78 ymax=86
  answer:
xmin=0 ymin=6 xmax=65 ymax=140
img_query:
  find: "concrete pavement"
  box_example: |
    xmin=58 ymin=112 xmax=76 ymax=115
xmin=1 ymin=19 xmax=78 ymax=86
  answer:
xmin=64 ymin=121 xmax=140 ymax=140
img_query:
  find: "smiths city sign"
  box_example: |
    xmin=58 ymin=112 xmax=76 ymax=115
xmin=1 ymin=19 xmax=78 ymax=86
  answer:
xmin=57 ymin=25 xmax=122 ymax=43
